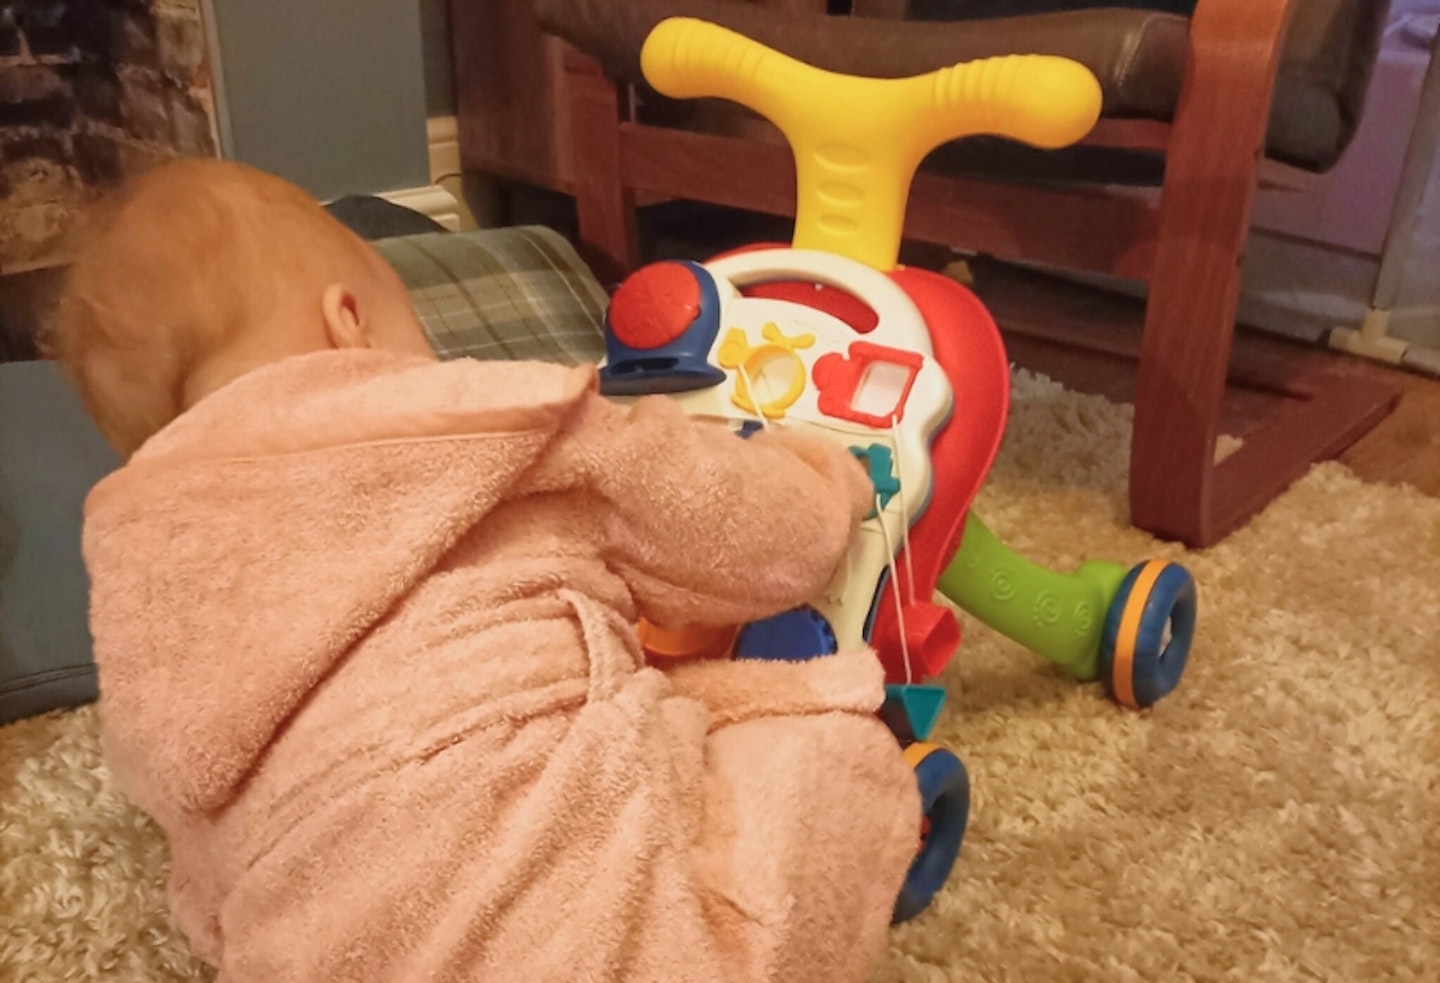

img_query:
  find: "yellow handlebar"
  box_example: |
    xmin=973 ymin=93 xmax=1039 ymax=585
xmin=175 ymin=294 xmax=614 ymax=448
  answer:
xmin=641 ymin=18 xmax=1103 ymax=271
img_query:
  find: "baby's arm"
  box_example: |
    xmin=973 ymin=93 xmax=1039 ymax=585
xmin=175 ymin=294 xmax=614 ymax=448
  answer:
xmin=577 ymin=393 xmax=874 ymax=629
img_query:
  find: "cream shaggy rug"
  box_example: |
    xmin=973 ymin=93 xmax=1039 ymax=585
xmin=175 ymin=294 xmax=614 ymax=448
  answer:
xmin=3 ymin=372 xmax=1437 ymax=982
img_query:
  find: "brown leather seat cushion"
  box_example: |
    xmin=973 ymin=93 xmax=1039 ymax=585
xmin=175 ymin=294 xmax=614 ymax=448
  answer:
xmin=535 ymin=0 xmax=1388 ymax=175
xmin=906 ymin=0 xmax=1389 ymax=173
xmin=538 ymin=0 xmax=1190 ymax=119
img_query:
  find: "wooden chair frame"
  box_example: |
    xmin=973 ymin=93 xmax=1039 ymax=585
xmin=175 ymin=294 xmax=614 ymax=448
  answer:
xmin=559 ymin=0 xmax=1402 ymax=547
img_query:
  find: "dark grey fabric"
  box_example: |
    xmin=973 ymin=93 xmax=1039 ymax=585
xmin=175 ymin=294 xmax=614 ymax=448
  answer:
xmin=0 ymin=361 xmax=119 ymax=725
xmin=324 ymin=195 xmax=449 ymax=240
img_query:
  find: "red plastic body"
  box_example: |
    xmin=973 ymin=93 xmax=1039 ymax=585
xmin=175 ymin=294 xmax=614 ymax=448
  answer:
xmin=867 ymin=268 xmax=1009 ymax=684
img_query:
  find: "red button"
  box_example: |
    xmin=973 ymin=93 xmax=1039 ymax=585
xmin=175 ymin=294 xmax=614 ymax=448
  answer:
xmin=609 ymin=262 xmax=703 ymax=350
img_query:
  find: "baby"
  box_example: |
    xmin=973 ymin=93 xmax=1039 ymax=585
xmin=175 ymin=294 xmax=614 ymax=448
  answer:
xmin=48 ymin=159 xmax=920 ymax=983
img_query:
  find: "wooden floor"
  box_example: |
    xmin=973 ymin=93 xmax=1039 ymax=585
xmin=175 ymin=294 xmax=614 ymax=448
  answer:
xmin=966 ymin=258 xmax=1440 ymax=500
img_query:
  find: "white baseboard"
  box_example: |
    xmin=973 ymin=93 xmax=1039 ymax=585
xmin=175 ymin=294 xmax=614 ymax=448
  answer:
xmin=427 ymin=115 xmax=461 ymax=185
xmin=377 ymin=184 xmax=463 ymax=233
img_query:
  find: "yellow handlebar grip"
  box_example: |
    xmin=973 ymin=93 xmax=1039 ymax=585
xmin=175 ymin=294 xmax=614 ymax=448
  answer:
xmin=640 ymin=17 xmax=817 ymax=138
xmin=640 ymin=18 xmax=1103 ymax=271
xmin=919 ymin=55 xmax=1103 ymax=152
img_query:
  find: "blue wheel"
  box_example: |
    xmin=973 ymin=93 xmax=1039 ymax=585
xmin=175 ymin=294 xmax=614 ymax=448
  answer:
xmin=1098 ymin=560 xmax=1197 ymax=709
xmin=892 ymin=743 xmax=969 ymax=924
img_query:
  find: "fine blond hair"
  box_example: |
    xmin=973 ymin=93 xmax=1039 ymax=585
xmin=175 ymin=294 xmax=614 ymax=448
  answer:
xmin=46 ymin=158 xmax=378 ymax=456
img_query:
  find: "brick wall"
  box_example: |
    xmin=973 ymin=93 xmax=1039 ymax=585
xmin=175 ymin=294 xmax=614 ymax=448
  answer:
xmin=0 ymin=0 xmax=218 ymax=272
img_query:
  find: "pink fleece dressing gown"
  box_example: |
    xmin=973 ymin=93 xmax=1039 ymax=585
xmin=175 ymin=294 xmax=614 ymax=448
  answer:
xmin=81 ymin=350 xmax=920 ymax=982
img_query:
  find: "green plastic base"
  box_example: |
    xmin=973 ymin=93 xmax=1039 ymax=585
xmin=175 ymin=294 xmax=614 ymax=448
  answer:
xmin=937 ymin=513 xmax=1126 ymax=681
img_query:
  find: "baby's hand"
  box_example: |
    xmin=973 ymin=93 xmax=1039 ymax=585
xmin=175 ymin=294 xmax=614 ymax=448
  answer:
xmin=753 ymin=425 xmax=875 ymax=530
xmin=627 ymin=424 xmax=877 ymax=666
xmin=587 ymin=392 xmax=877 ymax=635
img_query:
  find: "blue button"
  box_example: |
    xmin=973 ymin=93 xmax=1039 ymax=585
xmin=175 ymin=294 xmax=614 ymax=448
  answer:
xmin=734 ymin=606 xmax=837 ymax=662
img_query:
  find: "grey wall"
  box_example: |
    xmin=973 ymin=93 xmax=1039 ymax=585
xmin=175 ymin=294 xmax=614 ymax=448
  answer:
xmin=205 ymin=0 xmax=430 ymax=200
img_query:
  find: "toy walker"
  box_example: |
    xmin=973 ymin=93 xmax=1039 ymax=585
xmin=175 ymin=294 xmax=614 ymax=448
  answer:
xmin=598 ymin=18 xmax=1199 ymax=923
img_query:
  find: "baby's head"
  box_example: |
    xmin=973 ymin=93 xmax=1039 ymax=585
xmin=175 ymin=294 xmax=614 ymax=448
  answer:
xmin=47 ymin=158 xmax=434 ymax=458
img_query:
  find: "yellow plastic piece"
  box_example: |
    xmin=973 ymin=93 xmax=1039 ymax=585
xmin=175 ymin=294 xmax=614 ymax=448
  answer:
xmin=640 ymin=17 xmax=1103 ymax=271
xmin=717 ymin=322 xmax=815 ymax=419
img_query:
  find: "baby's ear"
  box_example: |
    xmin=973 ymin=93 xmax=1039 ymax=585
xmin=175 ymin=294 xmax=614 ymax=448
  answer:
xmin=321 ymin=283 xmax=369 ymax=349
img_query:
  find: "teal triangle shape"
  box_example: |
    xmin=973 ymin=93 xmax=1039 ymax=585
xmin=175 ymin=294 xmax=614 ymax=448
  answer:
xmin=885 ymin=683 xmax=947 ymax=741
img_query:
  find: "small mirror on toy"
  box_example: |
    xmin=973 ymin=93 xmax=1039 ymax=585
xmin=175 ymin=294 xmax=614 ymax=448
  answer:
xmin=851 ymin=360 xmax=916 ymax=421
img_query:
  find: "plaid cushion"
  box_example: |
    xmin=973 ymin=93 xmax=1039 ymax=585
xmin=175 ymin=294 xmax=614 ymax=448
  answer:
xmin=375 ymin=226 xmax=609 ymax=367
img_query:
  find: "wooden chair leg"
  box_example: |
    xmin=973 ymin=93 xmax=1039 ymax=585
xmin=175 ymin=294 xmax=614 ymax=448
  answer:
xmin=1129 ymin=0 xmax=1296 ymax=547
xmin=1130 ymin=213 xmax=1243 ymax=545
xmin=562 ymin=47 xmax=640 ymax=285
xmin=1131 ymin=0 xmax=1401 ymax=547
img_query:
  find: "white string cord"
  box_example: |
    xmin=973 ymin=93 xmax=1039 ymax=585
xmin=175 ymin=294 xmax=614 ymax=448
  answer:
xmin=889 ymin=414 xmax=917 ymax=607
xmin=875 ymin=496 xmax=914 ymax=686
xmin=735 ymin=362 xmax=772 ymax=431
xmin=731 ymin=348 xmax=916 ymax=684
